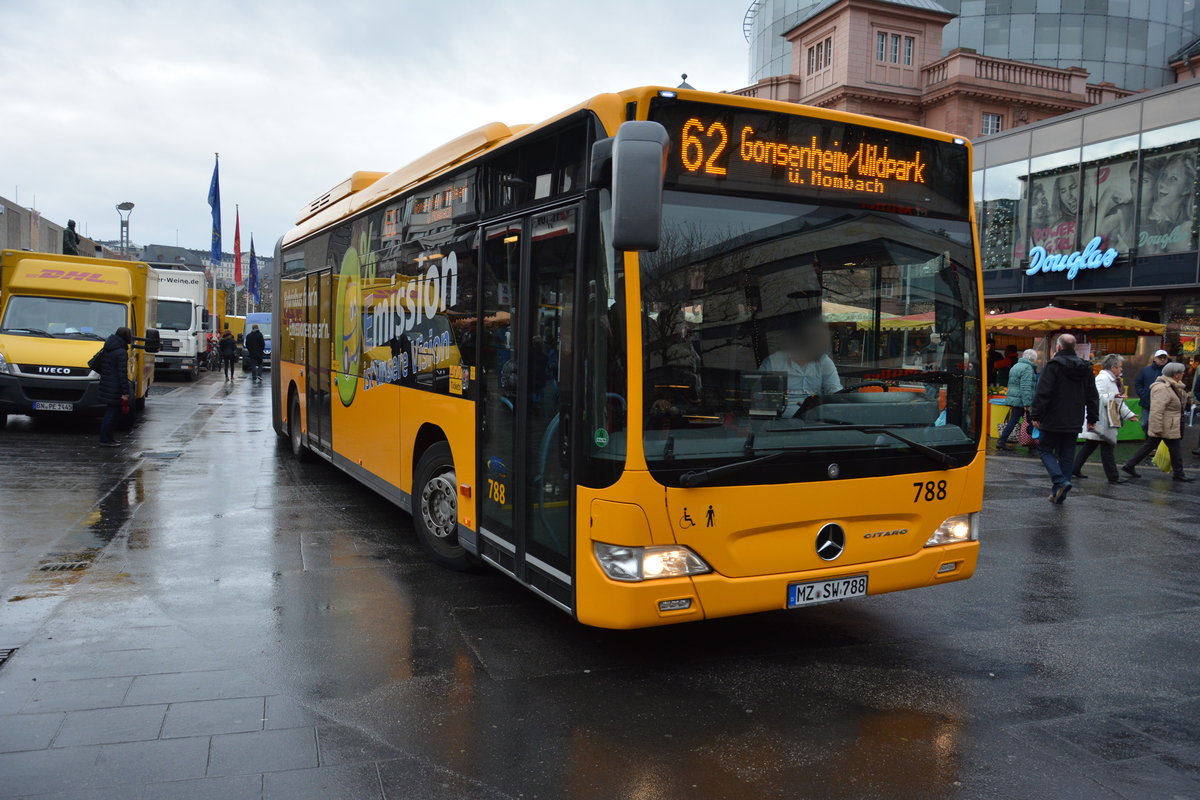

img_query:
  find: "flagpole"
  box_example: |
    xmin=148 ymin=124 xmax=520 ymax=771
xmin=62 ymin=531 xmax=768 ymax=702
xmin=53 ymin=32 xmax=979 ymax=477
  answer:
xmin=234 ymin=203 xmax=238 ymax=317
xmin=210 ymin=152 xmax=219 ymax=338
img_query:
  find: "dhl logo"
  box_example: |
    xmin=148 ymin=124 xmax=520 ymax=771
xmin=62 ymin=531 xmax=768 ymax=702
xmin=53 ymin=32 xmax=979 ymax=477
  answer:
xmin=27 ymin=268 xmax=118 ymax=285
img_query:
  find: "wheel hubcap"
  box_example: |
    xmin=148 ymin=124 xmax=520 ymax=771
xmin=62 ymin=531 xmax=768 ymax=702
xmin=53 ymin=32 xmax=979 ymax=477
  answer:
xmin=421 ymin=471 xmax=457 ymax=539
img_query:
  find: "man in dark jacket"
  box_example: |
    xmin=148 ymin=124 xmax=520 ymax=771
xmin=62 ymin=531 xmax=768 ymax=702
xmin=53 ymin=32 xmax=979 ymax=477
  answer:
xmin=244 ymin=324 xmax=266 ymax=383
xmin=1134 ymin=349 xmax=1169 ymax=432
xmin=1030 ymin=333 xmax=1099 ymax=503
xmin=96 ymin=327 xmax=132 ymax=446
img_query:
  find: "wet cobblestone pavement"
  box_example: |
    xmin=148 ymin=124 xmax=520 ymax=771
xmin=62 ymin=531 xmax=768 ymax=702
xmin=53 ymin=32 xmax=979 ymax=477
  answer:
xmin=1 ymin=372 xmax=1198 ymax=799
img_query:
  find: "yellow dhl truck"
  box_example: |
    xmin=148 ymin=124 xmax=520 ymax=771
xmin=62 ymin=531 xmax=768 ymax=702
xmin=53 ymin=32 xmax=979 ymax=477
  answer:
xmin=0 ymin=251 xmax=160 ymax=422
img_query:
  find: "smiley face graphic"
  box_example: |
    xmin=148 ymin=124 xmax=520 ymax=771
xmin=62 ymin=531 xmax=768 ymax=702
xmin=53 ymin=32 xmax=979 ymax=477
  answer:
xmin=334 ymin=246 xmax=362 ymax=407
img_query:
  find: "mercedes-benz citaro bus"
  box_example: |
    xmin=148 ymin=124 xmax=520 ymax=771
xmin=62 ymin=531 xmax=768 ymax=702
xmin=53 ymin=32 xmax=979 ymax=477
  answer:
xmin=272 ymin=87 xmax=984 ymax=629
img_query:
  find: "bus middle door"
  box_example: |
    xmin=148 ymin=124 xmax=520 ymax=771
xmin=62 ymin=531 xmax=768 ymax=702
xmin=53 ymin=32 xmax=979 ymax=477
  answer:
xmin=305 ymin=269 xmax=333 ymax=453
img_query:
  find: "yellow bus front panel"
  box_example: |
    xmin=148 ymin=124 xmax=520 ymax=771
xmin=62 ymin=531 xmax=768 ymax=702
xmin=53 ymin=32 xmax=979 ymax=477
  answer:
xmin=577 ymin=457 xmax=982 ymax=629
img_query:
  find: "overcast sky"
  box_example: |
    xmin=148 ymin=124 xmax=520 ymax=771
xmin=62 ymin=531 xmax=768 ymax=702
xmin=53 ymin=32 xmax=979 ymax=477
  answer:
xmin=0 ymin=0 xmax=750 ymax=254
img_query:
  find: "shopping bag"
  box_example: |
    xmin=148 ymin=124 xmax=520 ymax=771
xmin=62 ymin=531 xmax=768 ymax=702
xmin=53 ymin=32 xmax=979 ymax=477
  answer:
xmin=1017 ymin=420 xmax=1035 ymax=447
xmin=1153 ymin=441 xmax=1172 ymax=474
xmin=1107 ymin=397 xmax=1124 ymax=428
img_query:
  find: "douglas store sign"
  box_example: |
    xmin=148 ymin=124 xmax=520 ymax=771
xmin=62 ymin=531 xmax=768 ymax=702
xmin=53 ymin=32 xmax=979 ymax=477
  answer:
xmin=1026 ymin=237 xmax=1119 ymax=281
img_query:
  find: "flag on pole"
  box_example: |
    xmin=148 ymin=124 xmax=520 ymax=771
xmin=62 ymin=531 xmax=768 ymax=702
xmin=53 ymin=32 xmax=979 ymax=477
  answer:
xmin=248 ymin=236 xmax=260 ymax=305
xmin=207 ymin=155 xmax=221 ymax=268
xmin=233 ymin=207 xmax=242 ymax=286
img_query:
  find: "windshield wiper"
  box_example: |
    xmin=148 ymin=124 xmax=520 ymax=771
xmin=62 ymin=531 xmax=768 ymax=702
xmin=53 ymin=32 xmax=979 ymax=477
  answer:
xmin=679 ymin=450 xmax=791 ymax=488
xmin=829 ymin=425 xmax=961 ymax=470
xmin=63 ymin=331 xmax=104 ymax=340
xmin=0 ymin=327 xmax=56 ymax=338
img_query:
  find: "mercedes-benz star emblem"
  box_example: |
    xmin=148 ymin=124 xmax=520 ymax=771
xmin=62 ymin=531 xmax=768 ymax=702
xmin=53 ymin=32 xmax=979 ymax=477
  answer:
xmin=815 ymin=523 xmax=846 ymax=561
xmin=827 ymin=463 xmax=840 ymax=479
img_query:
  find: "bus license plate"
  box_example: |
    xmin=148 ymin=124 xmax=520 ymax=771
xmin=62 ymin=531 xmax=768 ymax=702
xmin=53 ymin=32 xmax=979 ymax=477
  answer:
xmin=32 ymin=402 xmax=73 ymax=412
xmin=787 ymin=575 xmax=868 ymax=608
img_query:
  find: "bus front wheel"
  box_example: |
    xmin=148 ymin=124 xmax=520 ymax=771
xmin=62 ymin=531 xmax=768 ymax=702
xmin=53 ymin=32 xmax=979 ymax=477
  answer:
xmin=413 ymin=442 xmax=470 ymax=571
xmin=289 ymin=394 xmax=309 ymax=463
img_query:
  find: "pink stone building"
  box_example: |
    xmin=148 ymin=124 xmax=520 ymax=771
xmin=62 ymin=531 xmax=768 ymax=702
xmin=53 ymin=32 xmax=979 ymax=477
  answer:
xmin=733 ymin=0 xmax=1139 ymax=139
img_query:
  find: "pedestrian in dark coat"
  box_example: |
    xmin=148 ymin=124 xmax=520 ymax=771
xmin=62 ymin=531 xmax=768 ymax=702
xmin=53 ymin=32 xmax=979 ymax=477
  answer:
xmin=1193 ymin=365 xmax=1200 ymax=457
xmin=1030 ymin=333 xmax=1099 ymax=503
xmin=1134 ymin=349 xmax=1169 ymax=432
xmin=244 ymin=324 xmax=266 ymax=384
xmin=96 ymin=327 xmax=132 ymax=446
xmin=219 ymin=330 xmax=238 ymax=381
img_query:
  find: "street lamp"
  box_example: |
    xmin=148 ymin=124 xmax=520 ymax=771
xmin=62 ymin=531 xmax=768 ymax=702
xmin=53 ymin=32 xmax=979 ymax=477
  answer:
xmin=116 ymin=202 xmax=135 ymax=259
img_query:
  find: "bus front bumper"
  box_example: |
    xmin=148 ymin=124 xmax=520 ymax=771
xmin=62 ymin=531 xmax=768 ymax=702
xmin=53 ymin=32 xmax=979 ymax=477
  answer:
xmin=576 ymin=540 xmax=978 ymax=629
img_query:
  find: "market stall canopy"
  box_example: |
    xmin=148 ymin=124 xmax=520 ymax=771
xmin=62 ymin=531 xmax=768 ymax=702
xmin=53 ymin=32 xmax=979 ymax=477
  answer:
xmin=984 ymin=306 xmax=1165 ymax=334
xmin=855 ymin=311 xmax=933 ymax=331
xmin=823 ymin=301 xmax=896 ymax=323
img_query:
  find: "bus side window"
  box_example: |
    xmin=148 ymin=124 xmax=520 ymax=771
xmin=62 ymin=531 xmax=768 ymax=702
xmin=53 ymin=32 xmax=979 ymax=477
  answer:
xmin=580 ymin=222 xmax=627 ymax=489
xmin=445 ymin=232 xmax=478 ymax=372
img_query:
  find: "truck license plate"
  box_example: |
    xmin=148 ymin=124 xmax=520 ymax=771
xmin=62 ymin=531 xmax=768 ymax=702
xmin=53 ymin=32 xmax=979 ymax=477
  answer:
xmin=32 ymin=402 xmax=73 ymax=412
xmin=787 ymin=575 xmax=868 ymax=608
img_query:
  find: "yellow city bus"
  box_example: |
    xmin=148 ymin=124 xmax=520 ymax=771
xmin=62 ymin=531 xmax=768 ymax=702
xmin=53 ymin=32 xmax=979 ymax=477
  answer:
xmin=272 ymin=86 xmax=984 ymax=629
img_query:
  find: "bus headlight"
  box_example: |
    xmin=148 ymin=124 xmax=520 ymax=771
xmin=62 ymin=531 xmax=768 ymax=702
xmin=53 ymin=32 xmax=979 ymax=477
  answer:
xmin=925 ymin=513 xmax=978 ymax=547
xmin=593 ymin=542 xmax=711 ymax=582
xmin=0 ymin=351 xmax=15 ymax=375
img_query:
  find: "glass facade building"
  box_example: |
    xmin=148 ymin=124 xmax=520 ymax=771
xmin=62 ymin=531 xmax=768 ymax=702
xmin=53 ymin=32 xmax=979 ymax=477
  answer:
xmin=975 ymin=80 xmax=1200 ymax=359
xmin=746 ymin=0 xmax=828 ymax=83
xmin=745 ymin=0 xmax=1200 ymax=90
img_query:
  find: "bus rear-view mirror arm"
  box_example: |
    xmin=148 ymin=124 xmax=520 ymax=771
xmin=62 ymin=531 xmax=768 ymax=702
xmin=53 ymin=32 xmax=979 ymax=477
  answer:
xmin=591 ymin=121 xmax=669 ymax=252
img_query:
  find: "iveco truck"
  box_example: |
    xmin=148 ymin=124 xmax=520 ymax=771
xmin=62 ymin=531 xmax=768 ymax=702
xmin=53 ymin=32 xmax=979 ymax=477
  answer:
xmin=0 ymin=250 xmax=160 ymax=424
xmin=147 ymin=265 xmax=208 ymax=380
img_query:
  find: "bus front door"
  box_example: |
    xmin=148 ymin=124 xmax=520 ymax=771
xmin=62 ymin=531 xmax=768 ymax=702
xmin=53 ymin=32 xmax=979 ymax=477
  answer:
xmin=478 ymin=208 xmax=579 ymax=612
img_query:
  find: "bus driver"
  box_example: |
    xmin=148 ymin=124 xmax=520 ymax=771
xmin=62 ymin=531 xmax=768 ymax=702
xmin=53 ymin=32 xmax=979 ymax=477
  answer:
xmin=760 ymin=313 xmax=843 ymax=417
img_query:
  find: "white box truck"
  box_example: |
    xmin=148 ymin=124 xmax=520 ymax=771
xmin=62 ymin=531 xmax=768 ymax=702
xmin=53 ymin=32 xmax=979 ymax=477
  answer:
xmin=147 ymin=265 xmax=209 ymax=381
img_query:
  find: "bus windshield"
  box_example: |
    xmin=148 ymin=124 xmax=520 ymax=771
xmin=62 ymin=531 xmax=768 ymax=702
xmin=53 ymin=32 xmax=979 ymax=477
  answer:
xmin=1 ymin=296 xmax=125 ymax=341
xmin=640 ymin=191 xmax=981 ymax=485
xmin=152 ymin=299 xmax=192 ymax=331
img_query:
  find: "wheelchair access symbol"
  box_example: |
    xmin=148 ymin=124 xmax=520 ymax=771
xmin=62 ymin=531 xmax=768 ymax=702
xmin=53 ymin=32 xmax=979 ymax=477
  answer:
xmin=679 ymin=506 xmax=716 ymax=529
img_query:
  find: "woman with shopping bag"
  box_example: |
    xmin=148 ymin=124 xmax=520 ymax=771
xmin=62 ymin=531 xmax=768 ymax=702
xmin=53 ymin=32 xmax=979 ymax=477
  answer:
xmin=996 ymin=348 xmax=1039 ymax=451
xmin=1121 ymin=361 xmax=1194 ymax=482
xmin=1072 ymin=354 xmax=1137 ymax=483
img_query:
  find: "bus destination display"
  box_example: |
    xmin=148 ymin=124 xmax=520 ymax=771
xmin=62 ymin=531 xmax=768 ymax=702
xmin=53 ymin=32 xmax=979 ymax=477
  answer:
xmin=649 ymin=99 xmax=969 ymax=218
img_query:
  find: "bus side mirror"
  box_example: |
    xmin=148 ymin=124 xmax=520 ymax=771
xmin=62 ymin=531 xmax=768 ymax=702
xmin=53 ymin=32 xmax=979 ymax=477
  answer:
xmin=589 ymin=137 xmax=613 ymax=187
xmin=609 ymin=121 xmax=668 ymax=252
xmin=137 ymin=328 xmax=161 ymax=354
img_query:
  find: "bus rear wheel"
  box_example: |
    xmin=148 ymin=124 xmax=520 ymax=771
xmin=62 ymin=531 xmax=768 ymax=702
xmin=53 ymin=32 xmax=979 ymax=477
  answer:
xmin=289 ymin=394 xmax=309 ymax=462
xmin=413 ymin=442 xmax=470 ymax=571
